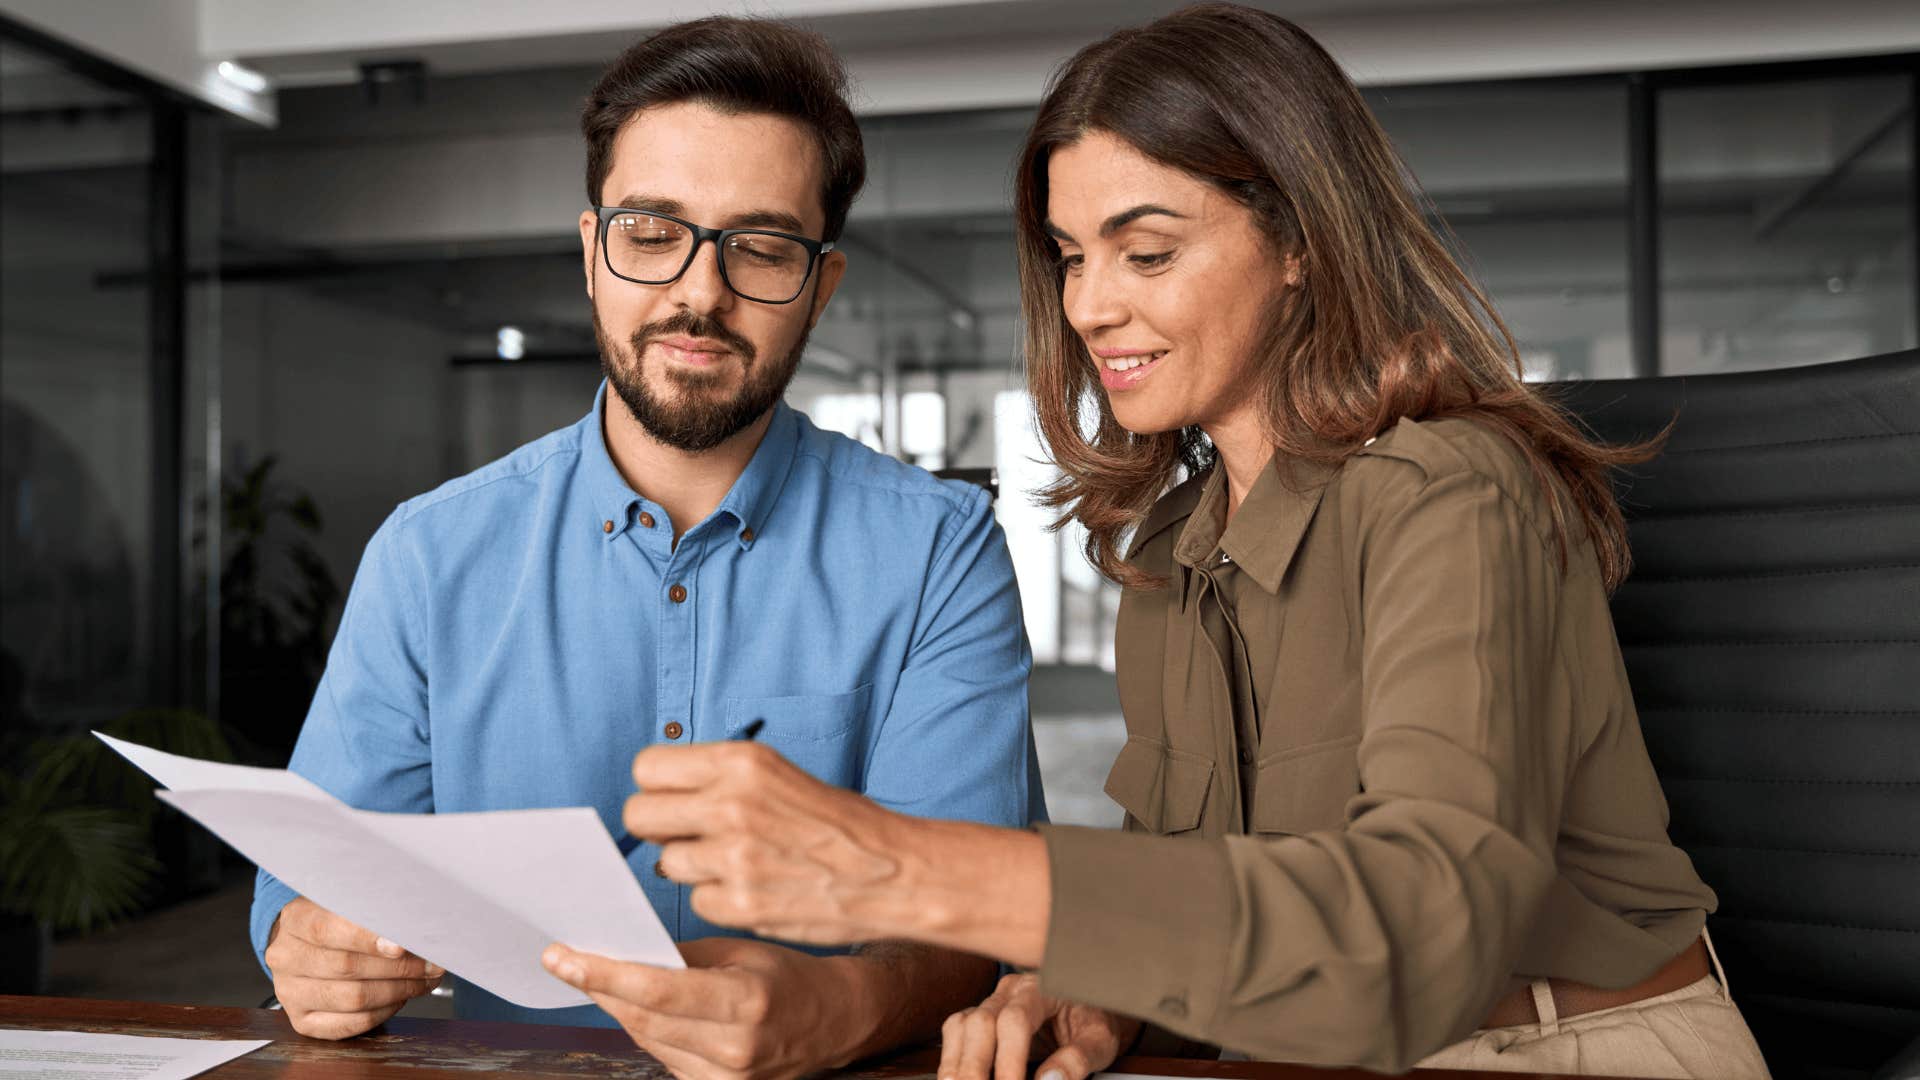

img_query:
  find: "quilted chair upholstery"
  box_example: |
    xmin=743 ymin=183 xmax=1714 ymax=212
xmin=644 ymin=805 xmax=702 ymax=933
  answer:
xmin=1557 ymin=351 xmax=1920 ymax=1079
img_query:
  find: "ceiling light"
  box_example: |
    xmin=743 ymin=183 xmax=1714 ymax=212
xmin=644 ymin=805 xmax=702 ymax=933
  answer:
xmin=497 ymin=326 xmax=525 ymax=361
xmin=216 ymin=61 xmax=269 ymax=94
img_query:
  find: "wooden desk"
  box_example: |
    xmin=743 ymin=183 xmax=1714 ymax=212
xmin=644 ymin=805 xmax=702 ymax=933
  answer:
xmin=1 ymin=996 xmax=1598 ymax=1079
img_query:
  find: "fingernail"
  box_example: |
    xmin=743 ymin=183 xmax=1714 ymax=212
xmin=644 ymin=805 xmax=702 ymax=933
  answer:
xmin=425 ymin=962 xmax=445 ymax=977
xmin=558 ymin=961 xmax=584 ymax=982
xmin=1039 ymin=1071 xmax=1064 ymax=1080
xmin=375 ymin=937 xmax=404 ymax=958
xmin=541 ymin=946 xmax=562 ymax=968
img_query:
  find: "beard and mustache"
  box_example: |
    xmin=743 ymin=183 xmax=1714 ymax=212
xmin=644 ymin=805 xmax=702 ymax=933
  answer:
xmin=594 ymin=306 xmax=811 ymax=453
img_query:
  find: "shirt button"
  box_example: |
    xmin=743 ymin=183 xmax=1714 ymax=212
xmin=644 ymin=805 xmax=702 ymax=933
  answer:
xmin=740 ymin=527 xmax=755 ymax=543
xmin=602 ymin=519 xmax=614 ymax=534
xmin=638 ymin=511 xmax=656 ymax=529
xmin=668 ymin=584 xmax=688 ymax=603
xmin=1158 ymin=995 xmax=1188 ymax=1019
xmin=1239 ymin=746 xmax=1254 ymax=764
xmin=664 ymin=721 xmax=684 ymax=740
xmin=654 ymin=861 xmax=670 ymax=879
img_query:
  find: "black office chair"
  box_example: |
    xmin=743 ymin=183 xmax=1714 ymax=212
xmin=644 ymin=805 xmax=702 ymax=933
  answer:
xmin=1558 ymin=350 xmax=1920 ymax=1080
xmin=933 ymin=466 xmax=998 ymax=502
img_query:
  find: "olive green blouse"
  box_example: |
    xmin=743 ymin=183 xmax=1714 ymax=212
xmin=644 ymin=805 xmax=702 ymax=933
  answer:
xmin=1037 ymin=416 xmax=1717 ymax=1072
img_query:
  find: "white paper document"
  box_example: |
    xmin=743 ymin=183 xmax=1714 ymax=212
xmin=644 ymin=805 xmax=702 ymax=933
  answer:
xmin=0 ymin=1030 xmax=267 ymax=1080
xmin=95 ymin=732 xmax=684 ymax=1010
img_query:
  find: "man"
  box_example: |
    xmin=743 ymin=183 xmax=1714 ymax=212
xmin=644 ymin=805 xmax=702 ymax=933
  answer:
xmin=251 ymin=17 xmax=1042 ymax=1078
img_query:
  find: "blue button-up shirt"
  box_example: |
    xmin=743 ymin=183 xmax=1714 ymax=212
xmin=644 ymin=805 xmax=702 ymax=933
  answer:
xmin=252 ymin=384 xmax=1043 ymax=1026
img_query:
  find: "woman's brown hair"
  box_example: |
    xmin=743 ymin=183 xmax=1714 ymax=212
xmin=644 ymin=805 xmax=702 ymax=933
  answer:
xmin=1017 ymin=3 xmax=1655 ymax=591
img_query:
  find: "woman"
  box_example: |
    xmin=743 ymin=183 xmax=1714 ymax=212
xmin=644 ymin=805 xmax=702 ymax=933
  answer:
xmin=547 ymin=6 xmax=1771 ymax=1077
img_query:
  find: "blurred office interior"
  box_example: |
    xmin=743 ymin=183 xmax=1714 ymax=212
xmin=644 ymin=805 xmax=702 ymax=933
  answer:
xmin=1 ymin=0 xmax=1916 ymax=1004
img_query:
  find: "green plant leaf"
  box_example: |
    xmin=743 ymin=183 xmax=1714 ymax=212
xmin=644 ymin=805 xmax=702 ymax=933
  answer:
xmin=0 ymin=805 xmax=156 ymax=931
xmin=20 ymin=709 xmax=233 ymax=830
xmin=106 ymin=708 xmax=234 ymax=765
xmin=287 ymin=494 xmax=321 ymax=531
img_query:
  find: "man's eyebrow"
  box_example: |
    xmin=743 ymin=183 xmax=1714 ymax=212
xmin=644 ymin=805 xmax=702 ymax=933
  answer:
xmin=721 ymin=209 xmax=808 ymax=235
xmin=608 ymin=195 xmax=808 ymax=236
xmin=1044 ymin=204 xmax=1189 ymax=243
xmin=611 ymin=194 xmax=685 ymax=217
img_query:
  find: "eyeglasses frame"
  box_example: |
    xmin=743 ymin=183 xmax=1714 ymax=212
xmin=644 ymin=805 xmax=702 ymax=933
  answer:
xmin=592 ymin=205 xmax=835 ymax=305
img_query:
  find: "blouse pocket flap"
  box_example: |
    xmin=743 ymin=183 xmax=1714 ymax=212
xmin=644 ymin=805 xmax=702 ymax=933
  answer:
xmin=1250 ymin=735 xmax=1361 ymax=835
xmin=1103 ymin=736 xmax=1215 ymax=834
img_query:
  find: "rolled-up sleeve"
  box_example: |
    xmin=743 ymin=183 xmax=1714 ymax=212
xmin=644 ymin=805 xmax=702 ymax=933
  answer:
xmin=1039 ymin=462 xmax=1572 ymax=1071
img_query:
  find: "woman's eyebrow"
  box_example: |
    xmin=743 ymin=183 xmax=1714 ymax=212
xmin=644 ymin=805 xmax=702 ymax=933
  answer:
xmin=1045 ymin=204 xmax=1189 ymax=242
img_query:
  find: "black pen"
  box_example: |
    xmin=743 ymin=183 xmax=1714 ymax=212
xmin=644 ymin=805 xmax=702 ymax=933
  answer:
xmin=616 ymin=718 xmax=765 ymax=858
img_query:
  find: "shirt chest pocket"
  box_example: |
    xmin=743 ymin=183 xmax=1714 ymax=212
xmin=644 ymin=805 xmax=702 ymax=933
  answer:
xmin=1249 ymin=734 xmax=1361 ymax=835
xmin=1102 ymin=735 xmax=1215 ymax=835
xmin=724 ymin=684 xmax=872 ymax=788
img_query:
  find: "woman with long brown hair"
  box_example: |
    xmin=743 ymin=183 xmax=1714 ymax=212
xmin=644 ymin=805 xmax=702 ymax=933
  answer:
xmin=561 ymin=5 xmax=1772 ymax=1076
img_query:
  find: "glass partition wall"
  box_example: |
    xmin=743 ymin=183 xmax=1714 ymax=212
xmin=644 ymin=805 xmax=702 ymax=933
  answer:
xmin=1 ymin=38 xmax=161 ymax=735
xmin=1 ymin=25 xmax=228 ymax=990
xmin=1659 ymin=73 xmax=1915 ymax=373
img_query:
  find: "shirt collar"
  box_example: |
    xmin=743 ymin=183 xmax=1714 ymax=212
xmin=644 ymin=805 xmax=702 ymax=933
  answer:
xmin=1124 ymin=472 xmax=1209 ymax=563
xmin=581 ymin=381 xmax=800 ymax=550
xmin=711 ymin=400 xmax=799 ymax=549
xmin=1172 ymin=454 xmax=1335 ymax=594
xmin=581 ymin=380 xmax=643 ymax=540
xmin=1171 ymin=466 xmax=1231 ymax=570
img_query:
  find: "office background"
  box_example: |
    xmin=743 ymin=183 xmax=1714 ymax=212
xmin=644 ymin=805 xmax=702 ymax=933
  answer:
xmin=2 ymin=0 xmax=1916 ymax=1005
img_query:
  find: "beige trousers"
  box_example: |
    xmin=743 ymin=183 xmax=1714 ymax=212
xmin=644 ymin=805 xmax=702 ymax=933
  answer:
xmin=1414 ymin=930 xmax=1771 ymax=1079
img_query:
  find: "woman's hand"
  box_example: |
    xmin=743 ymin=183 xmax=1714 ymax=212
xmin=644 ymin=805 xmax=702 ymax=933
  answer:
xmin=939 ymin=973 xmax=1139 ymax=1080
xmin=624 ymin=740 xmax=915 ymax=945
xmin=623 ymin=741 xmax=1052 ymax=966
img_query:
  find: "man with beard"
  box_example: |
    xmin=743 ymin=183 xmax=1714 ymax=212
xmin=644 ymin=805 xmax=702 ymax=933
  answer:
xmin=249 ymin=17 xmax=1042 ymax=1079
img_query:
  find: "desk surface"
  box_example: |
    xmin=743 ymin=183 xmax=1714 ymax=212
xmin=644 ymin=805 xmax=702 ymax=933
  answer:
xmin=2 ymin=996 xmax=1601 ymax=1079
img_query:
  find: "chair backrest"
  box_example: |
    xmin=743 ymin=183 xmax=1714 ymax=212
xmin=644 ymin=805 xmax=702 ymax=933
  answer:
xmin=1558 ymin=351 xmax=1920 ymax=1079
xmin=933 ymin=466 xmax=998 ymax=502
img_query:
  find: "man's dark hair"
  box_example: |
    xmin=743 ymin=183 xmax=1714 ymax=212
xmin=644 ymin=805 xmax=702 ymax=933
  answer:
xmin=581 ymin=17 xmax=866 ymax=242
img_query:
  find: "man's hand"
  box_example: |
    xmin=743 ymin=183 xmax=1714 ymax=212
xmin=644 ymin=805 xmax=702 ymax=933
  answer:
xmin=541 ymin=936 xmax=863 ymax=1080
xmin=264 ymin=897 xmax=445 ymax=1039
xmin=939 ymin=973 xmax=1139 ymax=1080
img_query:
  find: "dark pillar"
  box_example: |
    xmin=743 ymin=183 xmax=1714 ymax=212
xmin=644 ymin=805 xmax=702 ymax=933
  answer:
xmin=1629 ymin=72 xmax=1661 ymax=378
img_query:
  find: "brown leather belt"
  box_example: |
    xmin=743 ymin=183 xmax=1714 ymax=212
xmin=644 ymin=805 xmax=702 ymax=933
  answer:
xmin=1480 ymin=938 xmax=1712 ymax=1029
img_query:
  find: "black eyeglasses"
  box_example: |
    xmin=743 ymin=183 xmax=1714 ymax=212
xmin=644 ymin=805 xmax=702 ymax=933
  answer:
xmin=593 ymin=206 xmax=833 ymax=305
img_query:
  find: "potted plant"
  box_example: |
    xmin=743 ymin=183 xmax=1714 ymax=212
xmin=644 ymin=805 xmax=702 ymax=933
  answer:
xmin=0 ymin=755 xmax=154 ymax=993
xmin=0 ymin=707 xmax=233 ymax=992
xmin=195 ymin=456 xmax=341 ymax=766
